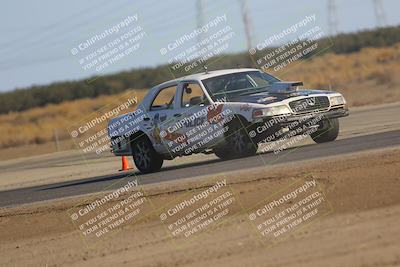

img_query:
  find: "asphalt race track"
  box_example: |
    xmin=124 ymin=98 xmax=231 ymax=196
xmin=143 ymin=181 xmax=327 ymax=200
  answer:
xmin=0 ymin=128 xmax=399 ymax=208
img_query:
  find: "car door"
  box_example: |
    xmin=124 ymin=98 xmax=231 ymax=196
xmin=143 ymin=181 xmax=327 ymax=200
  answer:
xmin=171 ymin=81 xmax=216 ymax=156
xmin=146 ymin=85 xmax=179 ymax=155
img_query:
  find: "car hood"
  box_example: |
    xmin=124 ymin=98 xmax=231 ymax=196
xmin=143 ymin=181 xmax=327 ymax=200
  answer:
xmin=228 ymin=82 xmax=335 ymax=105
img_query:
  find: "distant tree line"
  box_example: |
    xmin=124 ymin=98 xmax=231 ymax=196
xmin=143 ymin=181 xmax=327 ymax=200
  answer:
xmin=1 ymin=25 xmax=399 ymax=114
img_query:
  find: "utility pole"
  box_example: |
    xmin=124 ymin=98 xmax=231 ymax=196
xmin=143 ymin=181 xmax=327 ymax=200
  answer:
xmin=196 ymin=0 xmax=206 ymax=47
xmin=239 ymin=0 xmax=255 ymax=51
xmin=327 ymin=0 xmax=339 ymax=36
xmin=372 ymin=0 xmax=387 ymax=28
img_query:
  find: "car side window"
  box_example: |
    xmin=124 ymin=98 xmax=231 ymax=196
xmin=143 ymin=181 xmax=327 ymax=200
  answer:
xmin=181 ymin=83 xmax=207 ymax=108
xmin=248 ymin=73 xmax=270 ymax=87
xmin=151 ymin=86 xmax=176 ymax=111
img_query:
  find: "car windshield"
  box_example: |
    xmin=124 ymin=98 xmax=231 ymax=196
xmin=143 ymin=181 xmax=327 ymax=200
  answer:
xmin=201 ymin=71 xmax=280 ymax=101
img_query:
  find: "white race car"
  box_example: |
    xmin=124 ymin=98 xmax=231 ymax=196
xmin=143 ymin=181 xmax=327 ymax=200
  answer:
xmin=108 ymin=68 xmax=349 ymax=173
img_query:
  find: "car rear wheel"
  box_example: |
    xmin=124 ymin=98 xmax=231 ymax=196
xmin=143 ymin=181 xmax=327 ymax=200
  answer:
xmin=310 ymin=118 xmax=339 ymax=143
xmin=131 ymin=136 xmax=163 ymax=173
xmin=214 ymin=117 xmax=257 ymax=160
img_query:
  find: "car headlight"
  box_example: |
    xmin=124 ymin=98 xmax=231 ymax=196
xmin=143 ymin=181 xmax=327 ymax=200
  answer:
xmin=252 ymin=105 xmax=291 ymax=118
xmin=330 ymin=95 xmax=346 ymax=106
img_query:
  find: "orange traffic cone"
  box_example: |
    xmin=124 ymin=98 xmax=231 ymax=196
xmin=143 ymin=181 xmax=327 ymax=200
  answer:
xmin=119 ymin=156 xmax=131 ymax=171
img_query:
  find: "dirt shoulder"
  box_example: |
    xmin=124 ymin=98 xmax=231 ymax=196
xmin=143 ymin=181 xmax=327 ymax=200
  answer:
xmin=1 ymin=147 xmax=399 ymax=267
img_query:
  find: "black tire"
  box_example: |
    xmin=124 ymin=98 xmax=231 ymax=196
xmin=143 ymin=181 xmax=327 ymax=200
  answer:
xmin=131 ymin=135 xmax=163 ymax=173
xmin=214 ymin=117 xmax=257 ymax=160
xmin=310 ymin=118 xmax=339 ymax=143
xmin=214 ymin=148 xmax=231 ymax=160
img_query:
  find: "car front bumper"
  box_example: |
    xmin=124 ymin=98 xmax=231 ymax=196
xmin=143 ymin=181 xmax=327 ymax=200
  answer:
xmin=248 ymin=107 xmax=349 ymax=143
xmin=278 ymin=107 xmax=349 ymax=124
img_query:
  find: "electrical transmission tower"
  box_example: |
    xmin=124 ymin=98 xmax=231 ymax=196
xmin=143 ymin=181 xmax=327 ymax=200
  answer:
xmin=372 ymin=0 xmax=387 ymax=27
xmin=239 ymin=0 xmax=255 ymax=51
xmin=327 ymin=0 xmax=339 ymax=36
xmin=196 ymin=0 xmax=206 ymax=47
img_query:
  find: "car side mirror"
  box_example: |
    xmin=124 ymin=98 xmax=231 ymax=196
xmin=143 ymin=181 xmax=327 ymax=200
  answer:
xmin=185 ymin=87 xmax=192 ymax=94
xmin=189 ymin=96 xmax=203 ymax=106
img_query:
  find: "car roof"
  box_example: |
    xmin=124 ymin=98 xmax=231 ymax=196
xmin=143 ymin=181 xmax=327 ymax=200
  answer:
xmin=156 ymin=68 xmax=261 ymax=88
xmin=140 ymin=68 xmax=264 ymax=111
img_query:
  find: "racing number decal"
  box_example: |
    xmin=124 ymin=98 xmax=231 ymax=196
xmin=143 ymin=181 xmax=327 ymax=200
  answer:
xmin=207 ymin=104 xmax=224 ymax=124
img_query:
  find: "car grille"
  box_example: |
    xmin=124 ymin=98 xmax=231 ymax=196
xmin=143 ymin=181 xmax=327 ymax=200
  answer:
xmin=289 ymin=96 xmax=330 ymax=114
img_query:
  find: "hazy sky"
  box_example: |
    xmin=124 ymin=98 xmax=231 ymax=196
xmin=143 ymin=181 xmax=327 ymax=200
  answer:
xmin=0 ymin=0 xmax=399 ymax=92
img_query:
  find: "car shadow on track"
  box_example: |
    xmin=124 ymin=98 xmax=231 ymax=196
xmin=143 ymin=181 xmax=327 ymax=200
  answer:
xmin=39 ymin=137 xmax=345 ymax=192
xmin=38 ymin=158 xmax=225 ymax=191
xmin=37 ymin=142 xmax=322 ymax=192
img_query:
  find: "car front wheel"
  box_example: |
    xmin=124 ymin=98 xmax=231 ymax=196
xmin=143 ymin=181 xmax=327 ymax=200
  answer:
xmin=131 ymin=136 xmax=163 ymax=173
xmin=214 ymin=117 xmax=257 ymax=160
xmin=310 ymin=118 xmax=340 ymax=143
